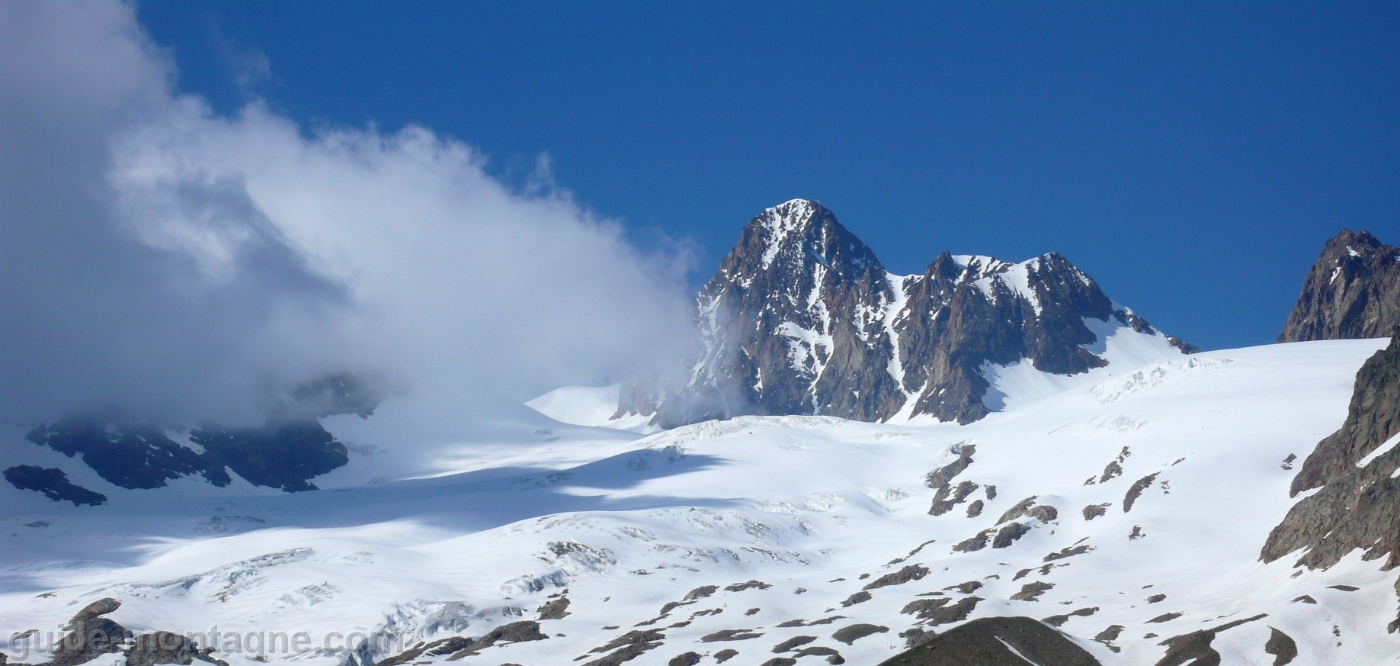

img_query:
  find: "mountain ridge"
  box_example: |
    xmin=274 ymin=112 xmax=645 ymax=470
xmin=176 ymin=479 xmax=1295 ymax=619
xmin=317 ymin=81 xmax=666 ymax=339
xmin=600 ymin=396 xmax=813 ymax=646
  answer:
xmin=619 ymin=199 xmax=1190 ymax=428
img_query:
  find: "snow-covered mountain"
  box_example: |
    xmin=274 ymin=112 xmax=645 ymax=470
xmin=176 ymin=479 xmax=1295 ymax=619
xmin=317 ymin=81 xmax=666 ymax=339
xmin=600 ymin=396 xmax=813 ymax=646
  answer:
xmin=616 ymin=200 xmax=1193 ymax=429
xmin=7 ymin=221 xmax=1400 ymax=666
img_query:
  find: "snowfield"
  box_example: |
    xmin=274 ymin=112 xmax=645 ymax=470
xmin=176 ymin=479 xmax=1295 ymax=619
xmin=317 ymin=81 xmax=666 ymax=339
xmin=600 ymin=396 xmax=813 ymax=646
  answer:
xmin=2 ymin=337 xmax=1395 ymax=665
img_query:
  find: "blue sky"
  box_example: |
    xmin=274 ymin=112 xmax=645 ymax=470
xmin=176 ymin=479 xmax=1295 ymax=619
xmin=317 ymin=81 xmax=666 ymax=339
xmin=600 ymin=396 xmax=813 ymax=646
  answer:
xmin=137 ymin=1 xmax=1399 ymax=351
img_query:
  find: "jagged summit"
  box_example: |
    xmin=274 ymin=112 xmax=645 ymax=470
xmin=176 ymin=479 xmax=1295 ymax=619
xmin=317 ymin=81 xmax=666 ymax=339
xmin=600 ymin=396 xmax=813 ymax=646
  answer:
xmin=715 ymin=199 xmax=883 ymax=286
xmin=1279 ymin=228 xmax=1400 ymax=342
xmin=619 ymin=201 xmax=1189 ymax=428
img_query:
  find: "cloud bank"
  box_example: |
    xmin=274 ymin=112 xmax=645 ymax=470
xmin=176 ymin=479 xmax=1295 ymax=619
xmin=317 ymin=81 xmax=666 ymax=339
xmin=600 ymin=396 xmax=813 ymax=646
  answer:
xmin=0 ymin=1 xmax=694 ymax=428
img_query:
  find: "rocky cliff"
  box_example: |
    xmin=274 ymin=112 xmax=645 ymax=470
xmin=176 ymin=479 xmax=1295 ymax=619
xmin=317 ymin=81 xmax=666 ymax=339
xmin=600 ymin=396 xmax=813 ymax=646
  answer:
xmin=1263 ymin=230 xmax=1400 ymax=575
xmin=620 ymin=200 xmax=1189 ymax=427
xmin=1278 ymin=229 xmax=1400 ymax=343
xmin=1262 ymin=333 xmax=1400 ymax=571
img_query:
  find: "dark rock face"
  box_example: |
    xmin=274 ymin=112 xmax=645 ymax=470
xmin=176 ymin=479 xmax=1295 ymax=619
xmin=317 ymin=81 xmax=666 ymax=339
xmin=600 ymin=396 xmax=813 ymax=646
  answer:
xmin=377 ymin=637 xmax=471 ymax=666
xmin=700 ymin=629 xmax=763 ymax=643
xmin=1262 ymin=333 xmax=1400 ymax=569
xmin=23 ymin=417 xmax=349 ymax=494
xmin=19 ymin=371 xmax=378 ymax=496
xmin=619 ymin=200 xmax=1182 ymax=427
xmin=992 ymin=522 xmax=1030 ymax=549
xmin=190 ymin=421 xmax=348 ymax=492
xmin=49 ymin=599 xmax=133 ymax=666
xmin=952 ymin=529 xmax=994 ymax=553
xmin=1041 ymin=607 xmax=1097 ymax=627
xmin=1123 ymin=473 xmax=1160 ymax=512
xmin=924 ymin=445 xmax=975 ymax=489
xmin=863 ymin=565 xmax=929 ymax=590
xmin=1264 ymin=627 xmax=1298 ymax=666
xmin=830 ymin=624 xmax=887 ymax=645
xmin=1279 ymin=229 xmax=1400 ymax=343
xmin=126 ymin=631 xmax=210 ymax=666
xmin=900 ymin=597 xmax=981 ymax=626
xmin=667 ymin=653 xmax=701 ymax=666
xmin=683 ymin=585 xmax=718 ymax=600
xmin=875 ymin=616 xmax=1101 ymax=666
xmin=928 ymin=481 xmax=978 ymax=516
xmin=1150 ymin=614 xmax=1266 ymax=666
xmin=839 ymin=591 xmax=871 ymax=607
xmin=39 ymin=598 xmax=225 ymax=666
xmin=724 ymin=580 xmax=771 ymax=592
xmin=3 ymin=466 xmax=107 ymax=506
xmin=26 ymin=418 xmax=230 ymax=489
xmin=537 ymin=596 xmax=571 ymax=620
xmin=771 ymin=636 xmax=816 ymax=653
xmin=1010 ymin=582 xmax=1053 ymax=602
xmin=1289 ymin=334 xmax=1400 ymax=496
xmin=445 ymin=621 xmax=547 ymax=660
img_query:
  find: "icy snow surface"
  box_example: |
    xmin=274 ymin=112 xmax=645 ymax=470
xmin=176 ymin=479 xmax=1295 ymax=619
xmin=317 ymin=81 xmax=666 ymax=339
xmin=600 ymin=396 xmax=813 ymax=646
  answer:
xmin=2 ymin=339 xmax=1396 ymax=666
xmin=527 ymin=385 xmax=657 ymax=434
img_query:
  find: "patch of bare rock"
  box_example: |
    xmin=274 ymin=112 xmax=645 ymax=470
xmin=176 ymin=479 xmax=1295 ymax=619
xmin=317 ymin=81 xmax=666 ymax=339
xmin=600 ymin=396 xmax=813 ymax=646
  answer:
xmin=875 ymin=616 xmax=1101 ymax=666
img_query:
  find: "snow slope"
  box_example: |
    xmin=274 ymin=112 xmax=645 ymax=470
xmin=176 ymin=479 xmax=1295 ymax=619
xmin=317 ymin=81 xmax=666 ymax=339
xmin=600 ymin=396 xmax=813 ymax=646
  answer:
xmin=526 ymin=385 xmax=657 ymax=434
xmin=2 ymin=339 xmax=1395 ymax=666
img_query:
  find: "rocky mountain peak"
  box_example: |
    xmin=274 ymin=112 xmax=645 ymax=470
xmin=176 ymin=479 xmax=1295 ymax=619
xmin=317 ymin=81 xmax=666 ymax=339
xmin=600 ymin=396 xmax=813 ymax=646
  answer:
xmin=721 ymin=199 xmax=883 ymax=284
xmin=619 ymin=201 xmax=1188 ymax=428
xmin=1279 ymin=228 xmax=1400 ymax=342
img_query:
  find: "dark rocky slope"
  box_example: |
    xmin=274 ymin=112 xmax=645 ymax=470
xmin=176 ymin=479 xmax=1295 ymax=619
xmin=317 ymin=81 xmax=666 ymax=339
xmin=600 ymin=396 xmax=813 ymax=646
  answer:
xmin=17 ymin=418 xmax=348 ymax=494
xmin=1262 ymin=332 xmax=1400 ymax=570
xmin=619 ymin=200 xmax=1186 ymax=427
xmin=1264 ymin=230 xmax=1400 ymax=571
xmin=7 ymin=598 xmax=225 ymax=666
xmin=1278 ymin=229 xmax=1400 ymax=343
xmin=875 ymin=616 xmax=1100 ymax=666
xmin=2 ymin=465 xmax=106 ymax=506
xmin=5 ymin=372 xmax=377 ymax=498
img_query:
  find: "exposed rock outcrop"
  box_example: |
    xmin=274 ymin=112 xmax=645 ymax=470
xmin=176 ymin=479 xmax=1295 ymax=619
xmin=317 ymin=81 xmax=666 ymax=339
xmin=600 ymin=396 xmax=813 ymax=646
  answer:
xmin=3 ymin=466 xmax=107 ymax=506
xmin=618 ymin=200 xmax=1185 ymax=427
xmin=1150 ymin=613 xmax=1266 ymax=666
xmin=1287 ymin=333 xmax=1400 ymax=496
xmin=537 ymin=595 xmax=571 ymax=620
xmin=19 ymin=372 xmax=377 ymax=496
xmin=863 ymin=565 xmax=929 ymax=591
xmin=33 ymin=598 xmax=225 ymax=666
xmin=1279 ymin=229 xmax=1400 ymax=343
xmin=23 ymin=417 xmax=349 ymax=493
xmin=445 ymin=621 xmax=547 ymax=660
xmin=928 ymin=481 xmax=978 ymax=516
xmin=830 ymin=624 xmax=887 ymax=645
xmin=924 ymin=445 xmax=975 ymax=489
xmin=875 ymin=616 xmax=1101 ymax=666
xmin=900 ymin=597 xmax=981 ymax=625
xmin=1262 ymin=333 xmax=1400 ymax=569
xmin=1123 ymin=474 xmax=1160 ymax=513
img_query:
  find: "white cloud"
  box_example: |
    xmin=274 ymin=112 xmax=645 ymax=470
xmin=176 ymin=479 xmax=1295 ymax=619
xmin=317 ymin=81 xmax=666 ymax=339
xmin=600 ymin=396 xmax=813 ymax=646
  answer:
xmin=0 ymin=1 xmax=694 ymax=428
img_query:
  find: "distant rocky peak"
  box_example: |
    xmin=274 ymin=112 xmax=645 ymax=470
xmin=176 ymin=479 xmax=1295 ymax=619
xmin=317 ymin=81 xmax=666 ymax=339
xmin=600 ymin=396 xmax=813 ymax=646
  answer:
xmin=621 ymin=200 xmax=1188 ymax=428
xmin=1280 ymin=229 xmax=1400 ymax=342
xmin=725 ymin=199 xmax=884 ymax=286
xmin=1330 ymin=228 xmax=1390 ymax=257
